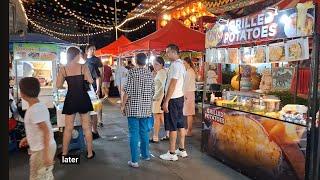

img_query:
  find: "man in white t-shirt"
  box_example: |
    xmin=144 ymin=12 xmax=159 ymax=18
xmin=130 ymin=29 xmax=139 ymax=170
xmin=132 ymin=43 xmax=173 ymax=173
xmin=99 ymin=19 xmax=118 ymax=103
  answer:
xmin=160 ymin=44 xmax=187 ymax=161
xmin=18 ymin=77 xmax=56 ymax=180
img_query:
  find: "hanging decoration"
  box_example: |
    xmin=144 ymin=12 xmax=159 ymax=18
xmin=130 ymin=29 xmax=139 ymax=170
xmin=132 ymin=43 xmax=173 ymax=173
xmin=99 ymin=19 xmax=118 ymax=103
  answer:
xmin=201 ymin=0 xmax=265 ymax=14
xmin=116 ymin=0 xmax=166 ymax=28
xmin=117 ymin=20 xmax=153 ymax=32
xmin=160 ymin=1 xmax=214 ymax=30
xmin=29 ymin=19 xmax=111 ymax=37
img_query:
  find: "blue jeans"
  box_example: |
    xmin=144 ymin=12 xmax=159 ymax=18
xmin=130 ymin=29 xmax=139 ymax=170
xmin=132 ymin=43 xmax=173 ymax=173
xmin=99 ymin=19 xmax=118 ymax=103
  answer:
xmin=128 ymin=117 xmax=152 ymax=163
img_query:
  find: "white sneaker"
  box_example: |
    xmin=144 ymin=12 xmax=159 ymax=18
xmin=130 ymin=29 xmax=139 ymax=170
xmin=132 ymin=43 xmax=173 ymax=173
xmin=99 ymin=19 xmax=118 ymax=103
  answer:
xmin=159 ymin=151 xmax=178 ymax=161
xmin=128 ymin=161 xmax=139 ymax=168
xmin=175 ymin=149 xmax=188 ymax=158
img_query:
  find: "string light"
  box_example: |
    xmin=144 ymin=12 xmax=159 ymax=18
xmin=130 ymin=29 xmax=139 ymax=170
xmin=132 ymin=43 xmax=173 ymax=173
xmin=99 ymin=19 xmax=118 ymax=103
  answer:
xmin=29 ymin=19 xmax=111 ymax=37
xmin=52 ymin=0 xmax=113 ymax=30
xmin=52 ymin=0 xmax=165 ymax=29
xmin=117 ymin=20 xmax=152 ymax=32
xmin=33 ymin=25 xmax=89 ymax=47
xmin=116 ymin=0 xmax=166 ymax=28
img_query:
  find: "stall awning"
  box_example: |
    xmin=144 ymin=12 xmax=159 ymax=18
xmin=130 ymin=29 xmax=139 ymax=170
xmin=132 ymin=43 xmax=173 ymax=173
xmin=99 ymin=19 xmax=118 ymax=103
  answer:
xmin=9 ymin=33 xmax=70 ymax=45
xmin=119 ymin=19 xmax=205 ymax=54
xmin=96 ymin=35 xmax=131 ymax=57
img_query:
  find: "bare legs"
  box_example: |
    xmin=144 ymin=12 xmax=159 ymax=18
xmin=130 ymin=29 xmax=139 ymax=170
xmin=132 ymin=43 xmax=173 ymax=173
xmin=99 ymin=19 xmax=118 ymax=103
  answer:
xmin=169 ymin=128 xmax=186 ymax=153
xmin=186 ymin=115 xmax=194 ymax=136
xmin=62 ymin=113 xmax=94 ymax=157
xmin=62 ymin=114 xmax=75 ymax=155
xmin=152 ymin=113 xmax=162 ymax=141
xmin=102 ymin=85 xmax=109 ymax=98
xmin=80 ymin=113 xmax=93 ymax=157
xmin=91 ymin=114 xmax=98 ymax=133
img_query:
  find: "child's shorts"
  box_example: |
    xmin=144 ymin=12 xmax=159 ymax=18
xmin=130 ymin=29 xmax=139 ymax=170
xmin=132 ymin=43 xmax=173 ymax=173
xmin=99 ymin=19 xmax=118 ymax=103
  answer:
xmin=29 ymin=143 xmax=56 ymax=180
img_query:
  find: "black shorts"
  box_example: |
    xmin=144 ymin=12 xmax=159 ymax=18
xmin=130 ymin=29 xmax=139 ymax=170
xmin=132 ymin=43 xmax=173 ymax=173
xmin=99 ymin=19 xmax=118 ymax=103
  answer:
xmin=164 ymin=96 xmax=185 ymax=131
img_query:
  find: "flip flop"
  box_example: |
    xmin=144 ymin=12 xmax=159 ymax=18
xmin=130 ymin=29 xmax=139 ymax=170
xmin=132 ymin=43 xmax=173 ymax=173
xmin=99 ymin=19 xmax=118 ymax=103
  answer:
xmin=160 ymin=136 xmax=170 ymax=141
xmin=86 ymin=151 xmax=96 ymax=159
xmin=149 ymin=139 xmax=159 ymax=143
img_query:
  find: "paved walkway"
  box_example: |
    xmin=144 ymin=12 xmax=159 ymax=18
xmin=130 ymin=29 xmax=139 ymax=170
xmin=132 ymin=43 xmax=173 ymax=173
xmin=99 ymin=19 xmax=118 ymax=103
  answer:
xmin=9 ymin=99 xmax=250 ymax=180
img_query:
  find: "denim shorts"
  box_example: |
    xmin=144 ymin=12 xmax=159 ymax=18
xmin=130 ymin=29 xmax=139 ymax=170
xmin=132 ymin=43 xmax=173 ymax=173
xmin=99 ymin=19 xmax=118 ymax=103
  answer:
xmin=164 ymin=96 xmax=185 ymax=131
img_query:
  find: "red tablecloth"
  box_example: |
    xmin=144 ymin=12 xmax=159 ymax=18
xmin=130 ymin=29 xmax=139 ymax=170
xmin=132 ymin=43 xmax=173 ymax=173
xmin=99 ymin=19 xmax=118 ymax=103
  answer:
xmin=290 ymin=68 xmax=310 ymax=95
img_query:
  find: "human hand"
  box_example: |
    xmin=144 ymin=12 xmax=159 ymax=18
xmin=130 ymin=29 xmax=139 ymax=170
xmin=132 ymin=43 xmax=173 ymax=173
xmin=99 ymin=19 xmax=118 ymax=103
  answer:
xmin=162 ymin=101 xmax=169 ymax=113
xmin=96 ymin=89 xmax=100 ymax=96
xmin=120 ymin=105 xmax=125 ymax=115
xmin=19 ymin=137 xmax=28 ymax=148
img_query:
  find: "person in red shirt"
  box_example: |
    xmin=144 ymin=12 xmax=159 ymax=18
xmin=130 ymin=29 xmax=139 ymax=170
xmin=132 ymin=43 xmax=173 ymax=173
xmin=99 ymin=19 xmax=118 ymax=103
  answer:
xmin=102 ymin=60 xmax=113 ymax=99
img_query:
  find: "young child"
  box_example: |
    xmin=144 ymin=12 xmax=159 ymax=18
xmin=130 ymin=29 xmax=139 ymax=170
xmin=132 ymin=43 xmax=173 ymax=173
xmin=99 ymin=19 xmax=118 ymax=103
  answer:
xmin=18 ymin=77 xmax=56 ymax=180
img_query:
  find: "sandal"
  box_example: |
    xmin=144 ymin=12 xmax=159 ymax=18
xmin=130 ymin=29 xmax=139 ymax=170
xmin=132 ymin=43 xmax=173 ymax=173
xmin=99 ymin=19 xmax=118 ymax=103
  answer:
xmin=149 ymin=139 xmax=159 ymax=143
xmin=160 ymin=136 xmax=170 ymax=141
xmin=86 ymin=151 xmax=96 ymax=159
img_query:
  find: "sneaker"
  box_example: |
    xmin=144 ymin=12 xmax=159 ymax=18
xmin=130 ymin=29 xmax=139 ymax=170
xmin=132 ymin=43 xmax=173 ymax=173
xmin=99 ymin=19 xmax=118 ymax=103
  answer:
xmin=98 ymin=122 xmax=104 ymax=127
xmin=128 ymin=161 xmax=139 ymax=168
xmin=159 ymin=151 xmax=178 ymax=161
xmin=175 ymin=149 xmax=188 ymax=158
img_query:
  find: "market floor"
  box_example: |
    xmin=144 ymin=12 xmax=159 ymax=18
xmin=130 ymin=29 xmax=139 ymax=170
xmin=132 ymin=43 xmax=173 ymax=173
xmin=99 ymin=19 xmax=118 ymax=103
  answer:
xmin=9 ymin=98 xmax=250 ymax=180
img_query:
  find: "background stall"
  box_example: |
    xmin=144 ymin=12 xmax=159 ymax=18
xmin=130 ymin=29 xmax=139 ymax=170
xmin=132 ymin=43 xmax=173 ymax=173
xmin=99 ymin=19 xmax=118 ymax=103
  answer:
xmin=10 ymin=33 xmax=71 ymax=119
xmin=119 ymin=19 xmax=206 ymax=113
xmin=202 ymin=1 xmax=319 ymax=180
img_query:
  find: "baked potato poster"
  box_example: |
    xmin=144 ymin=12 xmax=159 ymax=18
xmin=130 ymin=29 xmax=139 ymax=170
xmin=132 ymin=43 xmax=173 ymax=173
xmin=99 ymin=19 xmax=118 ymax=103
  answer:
xmin=205 ymin=2 xmax=315 ymax=48
xmin=203 ymin=106 xmax=306 ymax=180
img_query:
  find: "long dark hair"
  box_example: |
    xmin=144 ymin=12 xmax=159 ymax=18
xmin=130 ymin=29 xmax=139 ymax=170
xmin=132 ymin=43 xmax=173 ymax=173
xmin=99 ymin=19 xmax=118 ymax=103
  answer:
xmin=183 ymin=57 xmax=196 ymax=72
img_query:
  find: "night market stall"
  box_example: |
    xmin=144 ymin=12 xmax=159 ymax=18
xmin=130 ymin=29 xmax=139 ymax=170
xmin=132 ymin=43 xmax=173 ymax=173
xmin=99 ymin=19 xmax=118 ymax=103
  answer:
xmin=119 ymin=19 xmax=206 ymax=107
xmin=201 ymin=0 xmax=320 ymax=180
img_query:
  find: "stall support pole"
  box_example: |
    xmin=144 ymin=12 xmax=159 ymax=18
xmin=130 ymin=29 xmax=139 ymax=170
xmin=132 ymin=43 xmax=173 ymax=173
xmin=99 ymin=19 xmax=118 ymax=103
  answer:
xmin=294 ymin=61 xmax=300 ymax=103
xmin=306 ymin=5 xmax=320 ymax=178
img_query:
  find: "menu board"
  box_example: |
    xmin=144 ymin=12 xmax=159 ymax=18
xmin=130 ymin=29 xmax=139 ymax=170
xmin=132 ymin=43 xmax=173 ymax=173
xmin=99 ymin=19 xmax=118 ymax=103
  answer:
xmin=268 ymin=42 xmax=286 ymax=62
xmin=203 ymin=106 xmax=306 ymax=180
xmin=205 ymin=3 xmax=315 ymax=48
xmin=272 ymin=67 xmax=295 ymax=91
xmin=252 ymin=45 xmax=267 ymax=63
xmin=227 ymin=48 xmax=239 ymax=64
xmin=205 ymin=38 xmax=309 ymax=64
xmin=285 ymin=38 xmax=309 ymax=62
xmin=13 ymin=43 xmax=58 ymax=61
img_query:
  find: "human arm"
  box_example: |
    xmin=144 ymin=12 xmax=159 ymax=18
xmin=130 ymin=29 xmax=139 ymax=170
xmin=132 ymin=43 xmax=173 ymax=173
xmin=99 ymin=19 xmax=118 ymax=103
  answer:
xmin=96 ymin=58 xmax=103 ymax=94
xmin=83 ymin=65 xmax=94 ymax=84
xmin=56 ymin=67 xmax=65 ymax=89
xmin=153 ymin=72 xmax=166 ymax=101
xmin=162 ymin=79 xmax=177 ymax=113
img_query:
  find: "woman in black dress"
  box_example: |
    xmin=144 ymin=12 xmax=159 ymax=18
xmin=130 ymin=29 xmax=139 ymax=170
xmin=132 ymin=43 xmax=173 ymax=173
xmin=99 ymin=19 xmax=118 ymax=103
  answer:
xmin=56 ymin=47 xmax=95 ymax=159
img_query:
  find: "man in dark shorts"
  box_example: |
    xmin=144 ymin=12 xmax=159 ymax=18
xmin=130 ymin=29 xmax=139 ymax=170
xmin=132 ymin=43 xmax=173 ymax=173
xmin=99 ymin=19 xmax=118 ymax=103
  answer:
xmin=160 ymin=44 xmax=187 ymax=161
xmin=85 ymin=44 xmax=103 ymax=138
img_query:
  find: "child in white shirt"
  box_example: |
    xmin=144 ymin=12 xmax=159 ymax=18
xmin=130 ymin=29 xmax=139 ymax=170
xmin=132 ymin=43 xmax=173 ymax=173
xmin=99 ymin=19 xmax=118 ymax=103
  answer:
xmin=18 ymin=77 xmax=56 ymax=180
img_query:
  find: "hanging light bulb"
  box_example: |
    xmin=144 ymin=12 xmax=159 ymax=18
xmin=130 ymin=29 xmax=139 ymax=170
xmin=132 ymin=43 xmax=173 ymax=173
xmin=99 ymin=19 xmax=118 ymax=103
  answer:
xmin=190 ymin=15 xmax=197 ymax=23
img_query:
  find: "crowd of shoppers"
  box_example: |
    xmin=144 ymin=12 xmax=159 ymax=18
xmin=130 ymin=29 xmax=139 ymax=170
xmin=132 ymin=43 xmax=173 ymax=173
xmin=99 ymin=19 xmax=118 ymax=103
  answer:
xmin=120 ymin=44 xmax=197 ymax=165
xmin=16 ymin=43 xmax=197 ymax=179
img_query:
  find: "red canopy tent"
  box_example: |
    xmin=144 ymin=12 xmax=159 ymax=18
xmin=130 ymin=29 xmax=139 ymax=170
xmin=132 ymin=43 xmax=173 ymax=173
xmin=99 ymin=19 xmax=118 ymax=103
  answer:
xmin=96 ymin=35 xmax=131 ymax=57
xmin=118 ymin=19 xmax=205 ymax=54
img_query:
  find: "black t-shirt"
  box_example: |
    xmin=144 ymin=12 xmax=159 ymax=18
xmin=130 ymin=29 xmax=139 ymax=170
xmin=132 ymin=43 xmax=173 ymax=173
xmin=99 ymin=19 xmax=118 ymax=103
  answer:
xmin=86 ymin=56 xmax=103 ymax=79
